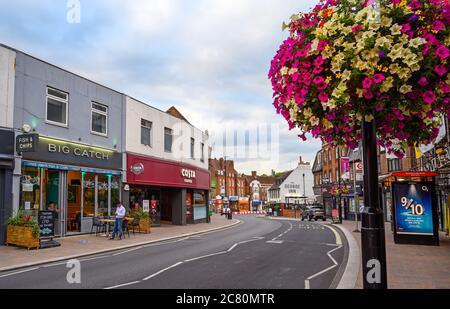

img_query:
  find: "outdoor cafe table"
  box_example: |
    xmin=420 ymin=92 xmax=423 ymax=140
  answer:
xmin=97 ymin=217 xmax=134 ymax=237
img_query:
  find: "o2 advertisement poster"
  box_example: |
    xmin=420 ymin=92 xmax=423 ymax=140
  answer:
xmin=393 ymin=183 xmax=434 ymax=236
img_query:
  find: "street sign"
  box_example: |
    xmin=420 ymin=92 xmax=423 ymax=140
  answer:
xmin=16 ymin=134 xmax=39 ymax=153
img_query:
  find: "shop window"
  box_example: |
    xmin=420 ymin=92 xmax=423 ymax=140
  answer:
xmin=83 ymin=174 xmax=95 ymax=217
xmin=193 ymin=190 xmax=207 ymax=220
xmin=91 ymin=102 xmax=108 ymax=136
xmin=164 ymin=127 xmax=173 ymax=152
xmin=141 ymin=119 xmax=152 ymax=147
xmin=46 ymin=87 xmax=68 ymax=127
xmin=20 ymin=166 xmax=42 ymax=219
xmin=111 ymin=176 xmax=121 ymax=209
xmin=97 ymin=175 xmax=109 ymax=216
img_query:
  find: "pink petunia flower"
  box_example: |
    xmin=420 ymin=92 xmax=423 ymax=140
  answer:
xmin=317 ymin=40 xmax=327 ymax=51
xmin=362 ymin=77 xmax=373 ymax=89
xmin=314 ymin=56 xmax=324 ymax=67
xmin=373 ymin=73 xmax=385 ymax=84
xmin=364 ymin=91 xmax=374 ymax=99
xmin=401 ymin=24 xmax=411 ymax=33
xmin=313 ymin=76 xmax=325 ymax=84
xmin=435 ymin=65 xmax=448 ymax=76
xmin=423 ymin=91 xmax=436 ymax=104
xmin=436 ymin=45 xmax=450 ymax=59
xmin=408 ymin=0 xmax=421 ymax=10
xmin=317 ymin=82 xmax=328 ymax=90
xmin=432 ymin=20 xmax=445 ymax=32
xmin=418 ymin=76 xmax=429 ymax=86
xmin=318 ymin=92 xmax=329 ymax=103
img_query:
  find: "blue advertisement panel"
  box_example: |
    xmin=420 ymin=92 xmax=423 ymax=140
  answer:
xmin=393 ymin=183 xmax=434 ymax=236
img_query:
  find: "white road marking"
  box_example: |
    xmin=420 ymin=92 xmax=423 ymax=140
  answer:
xmin=0 ymin=267 xmax=40 ymax=278
xmin=305 ymin=245 xmax=343 ymax=289
xmin=112 ymin=247 xmax=143 ymax=256
xmin=271 ymin=222 xmax=293 ymax=242
xmin=185 ymin=251 xmax=227 ymax=262
xmin=143 ymin=262 xmax=184 ymax=281
xmin=266 ymin=241 xmax=284 ymax=244
xmin=104 ymin=281 xmax=141 ymax=289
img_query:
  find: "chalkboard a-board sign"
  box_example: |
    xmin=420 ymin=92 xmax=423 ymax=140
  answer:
xmin=38 ymin=211 xmax=55 ymax=238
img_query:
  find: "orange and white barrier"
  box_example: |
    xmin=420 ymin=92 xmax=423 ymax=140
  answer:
xmin=232 ymin=211 xmax=267 ymax=215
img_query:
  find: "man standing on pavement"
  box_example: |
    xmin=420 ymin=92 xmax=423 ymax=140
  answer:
xmin=110 ymin=202 xmax=126 ymax=240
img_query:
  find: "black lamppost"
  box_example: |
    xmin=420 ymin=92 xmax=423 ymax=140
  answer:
xmin=361 ymin=115 xmax=388 ymax=289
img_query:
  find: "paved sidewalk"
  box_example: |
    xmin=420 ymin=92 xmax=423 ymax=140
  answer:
xmin=0 ymin=214 xmax=240 ymax=272
xmin=341 ymin=220 xmax=450 ymax=289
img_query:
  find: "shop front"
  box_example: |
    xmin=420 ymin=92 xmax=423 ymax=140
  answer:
xmin=126 ymin=154 xmax=210 ymax=226
xmin=0 ymin=129 xmax=15 ymax=245
xmin=18 ymin=136 xmax=122 ymax=237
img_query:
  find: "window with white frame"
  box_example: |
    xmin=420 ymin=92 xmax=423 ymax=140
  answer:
xmin=46 ymin=87 xmax=69 ymax=126
xmin=91 ymin=102 xmax=108 ymax=136
xmin=141 ymin=119 xmax=152 ymax=147
xmin=164 ymin=128 xmax=173 ymax=152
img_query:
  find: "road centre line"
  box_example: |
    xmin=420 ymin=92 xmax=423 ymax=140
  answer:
xmin=104 ymin=281 xmax=141 ymax=290
xmin=143 ymin=262 xmax=184 ymax=281
xmin=106 ymin=236 xmax=266 ymax=288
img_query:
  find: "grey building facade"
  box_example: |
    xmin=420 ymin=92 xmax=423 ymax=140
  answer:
xmin=11 ymin=46 xmax=126 ymax=237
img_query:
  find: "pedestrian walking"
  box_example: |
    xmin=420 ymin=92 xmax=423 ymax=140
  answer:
xmin=110 ymin=202 xmax=126 ymax=240
xmin=269 ymin=207 xmax=273 ymax=217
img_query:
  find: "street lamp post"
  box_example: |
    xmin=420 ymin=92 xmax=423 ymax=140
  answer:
xmin=353 ymin=160 xmax=360 ymax=233
xmin=361 ymin=116 xmax=388 ymax=289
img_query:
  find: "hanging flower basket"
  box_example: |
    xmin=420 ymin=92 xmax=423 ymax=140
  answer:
xmin=269 ymin=0 xmax=450 ymax=157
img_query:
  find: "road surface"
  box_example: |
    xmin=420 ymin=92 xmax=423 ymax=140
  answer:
xmin=0 ymin=215 xmax=347 ymax=289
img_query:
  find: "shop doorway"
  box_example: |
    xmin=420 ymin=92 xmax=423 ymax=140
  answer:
xmin=66 ymin=171 xmax=82 ymax=235
xmin=129 ymin=186 xmax=161 ymax=226
xmin=160 ymin=188 xmax=173 ymax=224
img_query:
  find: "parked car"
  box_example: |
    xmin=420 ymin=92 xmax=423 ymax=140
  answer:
xmin=302 ymin=205 xmax=326 ymax=221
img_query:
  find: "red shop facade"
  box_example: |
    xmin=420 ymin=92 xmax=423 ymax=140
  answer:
xmin=124 ymin=153 xmax=211 ymax=226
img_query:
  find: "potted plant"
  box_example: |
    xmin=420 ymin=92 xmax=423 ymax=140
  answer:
xmin=6 ymin=213 xmax=40 ymax=250
xmin=131 ymin=210 xmax=152 ymax=234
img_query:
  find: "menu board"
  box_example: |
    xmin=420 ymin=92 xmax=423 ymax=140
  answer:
xmin=38 ymin=211 xmax=55 ymax=238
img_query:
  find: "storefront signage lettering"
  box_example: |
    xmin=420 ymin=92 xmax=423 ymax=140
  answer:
xmin=48 ymin=143 xmax=109 ymax=160
xmin=16 ymin=134 xmax=39 ymax=153
xmin=181 ymin=169 xmax=196 ymax=179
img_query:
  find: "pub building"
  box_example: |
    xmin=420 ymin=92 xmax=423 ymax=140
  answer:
xmin=123 ymin=97 xmax=211 ymax=226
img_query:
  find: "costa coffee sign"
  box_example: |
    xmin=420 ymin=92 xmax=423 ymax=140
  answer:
xmin=127 ymin=154 xmax=210 ymax=190
xmin=181 ymin=169 xmax=196 ymax=179
xmin=181 ymin=169 xmax=196 ymax=183
xmin=131 ymin=163 xmax=145 ymax=175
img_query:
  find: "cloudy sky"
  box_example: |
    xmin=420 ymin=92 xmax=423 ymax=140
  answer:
xmin=0 ymin=0 xmax=321 ymax=174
